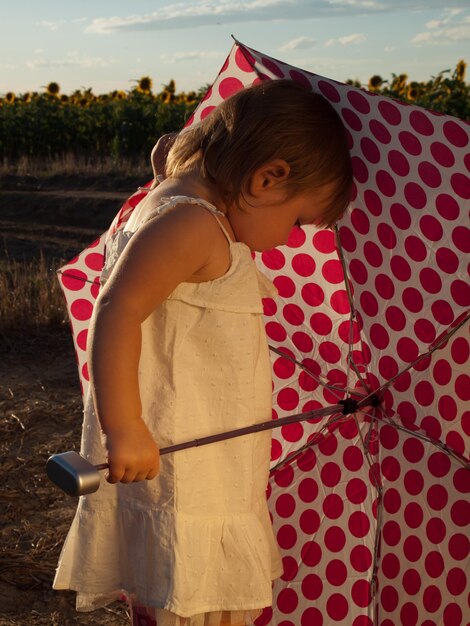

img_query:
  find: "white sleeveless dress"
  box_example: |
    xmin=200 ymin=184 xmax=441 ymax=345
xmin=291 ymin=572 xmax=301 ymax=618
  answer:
xmin=53 ymin=195 xmax=283 ymax=625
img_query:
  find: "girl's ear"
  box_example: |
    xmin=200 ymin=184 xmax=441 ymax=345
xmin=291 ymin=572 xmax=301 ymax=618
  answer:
xmin=249 ymin=159 xmax=290 ymax=196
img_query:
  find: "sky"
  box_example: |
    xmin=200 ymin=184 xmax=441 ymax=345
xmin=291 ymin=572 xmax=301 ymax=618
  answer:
xmin=1 ymin=1 xmax=469 ymax=96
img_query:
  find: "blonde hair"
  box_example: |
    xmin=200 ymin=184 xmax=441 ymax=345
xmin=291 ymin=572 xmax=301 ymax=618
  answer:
xmin=166 ymin=80 xmax=353 ymax=227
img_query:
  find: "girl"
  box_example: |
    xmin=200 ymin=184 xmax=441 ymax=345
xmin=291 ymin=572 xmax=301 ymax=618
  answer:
xmin=53 ymin=79 xmax=352 ymax=626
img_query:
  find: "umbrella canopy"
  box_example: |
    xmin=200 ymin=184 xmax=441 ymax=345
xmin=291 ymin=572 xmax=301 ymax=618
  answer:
xmin=58 ymin=40 xmax=469 ymax=626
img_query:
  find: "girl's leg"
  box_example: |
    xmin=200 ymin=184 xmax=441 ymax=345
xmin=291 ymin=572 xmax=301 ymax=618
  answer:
xmin=129 ymin=602 xmax=191 ymax=626
xmin=129 ymin=603 xmax=157 ymax=626
xmin=216 ymin=610 xmax=254 ymax=626
xmin=128 ymin=603 xmax=256 ymax=626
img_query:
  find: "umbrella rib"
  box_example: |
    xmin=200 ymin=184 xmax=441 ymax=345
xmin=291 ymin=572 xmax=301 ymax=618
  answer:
xmin=333 ymin=223 xmax=355 ymax=308
xmin=268 ymin=345 xmax=363 ymax=399
xmin=334 ymin=224 xmax=372 ymax=396
xmin=341 ymin=264 xmax=356 ymax=396
xmin=269 ymin=410 xmax=351 ymax=473
xmin=234 ymin=38 xmax=261 ymax=76
xmin=349 ymin=357 xmax=370 ymax=394
xmin=355 ymin=403 xmax=470 ymax=615
xmin=358 ymin=312 xmax=470 ymax=407
xmin=357 ymin=409 xmax=469 ymax=622
xmin=353 ymin=411 xmax=383 ymax=617
xmin=360 ymin=409 xmax=470 ymax=469
xmin=345 ymin=309 xmax=355 ymax=395
xmin=386 ymin=416 xmax=470 ymax=470
xmin=56 ymin=269 xmax=99 ymax=287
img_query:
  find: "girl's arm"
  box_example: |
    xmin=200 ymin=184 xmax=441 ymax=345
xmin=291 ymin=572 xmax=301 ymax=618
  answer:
xmin=89 ymin=203 xmax=219 ymax=484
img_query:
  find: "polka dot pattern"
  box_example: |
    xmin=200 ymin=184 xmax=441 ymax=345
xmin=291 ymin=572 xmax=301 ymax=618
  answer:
xmin=379 ymin=427 xmax=469 ymax=626
xmin=267 ymin=420 xmax=377 ymax=626
xmin=57 ymin=42 xmax=469 ymax=626
xmin=392 ymin=323 xmax=470 ymax=459
xmin=57 ymin=183 xmax=153 ymax=398
xmin=58 ymin=235 xmax=106 ymax=396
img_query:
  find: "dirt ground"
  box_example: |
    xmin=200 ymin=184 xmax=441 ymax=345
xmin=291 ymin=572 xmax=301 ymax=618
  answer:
xmin=0 ymin=175 xmax=148 ymax=625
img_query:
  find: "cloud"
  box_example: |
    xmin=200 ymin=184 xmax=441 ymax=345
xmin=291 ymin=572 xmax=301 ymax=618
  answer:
xmin=37 ymin=20 xmax=62 ymax=31
xmin=413 ymin=9 xmax=470 ymax=45
xmin=412 ymin=24 xmax=470 ymax=44
xmin=84 ymin=0 xmax=467 ymax=34
xmin=26 ymin=52 xmax=115 ymax=69
xmin=280 ymin=36 xmax=316 ymax=51
xmin=326 ymin=0 xmax=469 ymax=8
xmin=159 ymin=50 xmax=224 ymax=63
xmin=425 ymin=7 xmax=465 ymax=29
xmin=327 ymin=0 xmax=382 ymax=8
xmin=84 ymin=1 xmax=311 ymax=34
xmin=325 ymin=33 xmax=366 ymax=46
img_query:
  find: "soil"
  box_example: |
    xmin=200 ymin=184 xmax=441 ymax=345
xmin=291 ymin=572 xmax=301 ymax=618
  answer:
xmin=0 ymin=175 xmax=149 ymax=625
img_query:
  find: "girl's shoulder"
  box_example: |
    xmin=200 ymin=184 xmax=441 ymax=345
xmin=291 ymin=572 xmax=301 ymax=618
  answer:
xmin=121 ymin=192 xmax=236 ymax=281
xmin=151 ymin=195 xmax=224 ymax=222
xmin=127 ymin=188 xmax=222 ymax=230
xmin=100 ymin=199 xmax=232 ymax=319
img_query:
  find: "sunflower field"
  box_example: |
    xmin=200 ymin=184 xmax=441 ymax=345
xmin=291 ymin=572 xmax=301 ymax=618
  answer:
xmin=359 ymin=59 xmax=469 ymax=119
xmin=0 ymin=77 xmax=203 ymax=163
xmin=1 ymin=62 xmax=468 ymax=164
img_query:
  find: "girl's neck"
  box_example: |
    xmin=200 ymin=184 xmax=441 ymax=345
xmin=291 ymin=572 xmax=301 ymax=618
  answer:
xmin=158 ymin=168 xmax=228 ymax=215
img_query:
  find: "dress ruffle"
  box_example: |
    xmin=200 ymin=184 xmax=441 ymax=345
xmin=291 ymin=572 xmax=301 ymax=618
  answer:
xmin=55 ymin=497 xmax=282 ymax=614
xmin=127 ymin=600 xmax=262 ymax=626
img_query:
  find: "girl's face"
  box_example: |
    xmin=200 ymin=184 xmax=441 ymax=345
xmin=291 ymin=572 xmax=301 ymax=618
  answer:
xmin=227 ymin=182 xmax=337 ymax=252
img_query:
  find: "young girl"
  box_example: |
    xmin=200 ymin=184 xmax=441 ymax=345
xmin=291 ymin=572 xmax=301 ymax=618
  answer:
xmin=53 ymin=79 xmax=352 ymax=626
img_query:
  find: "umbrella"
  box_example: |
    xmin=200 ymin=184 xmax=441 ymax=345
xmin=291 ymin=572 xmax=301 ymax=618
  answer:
xmin=57 ymin=40 xmax=469 ymax=626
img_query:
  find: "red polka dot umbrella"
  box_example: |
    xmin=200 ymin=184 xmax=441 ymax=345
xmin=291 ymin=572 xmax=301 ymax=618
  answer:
xmin=58 ymin=40 xmax=469 ymax=626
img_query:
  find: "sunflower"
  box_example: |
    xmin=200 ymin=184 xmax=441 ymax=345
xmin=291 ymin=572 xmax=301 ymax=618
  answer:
xmin=391 ymin=73 xmax=408 ymax=95
xmin=60 ymin=94 xmax=69 ymax=103
xmin=5 ymin=92 xmax=15 ymax=103
xmin=165 ymin=79 xmax=176 ymax=94
xmin=111 ymin=90 xmax=126 ymax=100
xmin=137 ymin=76 xmax=153 ymax=93
xmin=455 ymin=60 xmax=467 ymax=82
xmin=406 ymin=83 xmax=420 ymax=101
xmin=346 ymin=79 xmax=362 ymax=88
xmin=47 ymin=82 xmax=60 ymax=96
xmin=185 ymin=91 xmax=198 ymax=105
xmin=368 ymin=75 xmax=383 ymax=91
xmin=160 ymin=90 xmax=175 ymax=104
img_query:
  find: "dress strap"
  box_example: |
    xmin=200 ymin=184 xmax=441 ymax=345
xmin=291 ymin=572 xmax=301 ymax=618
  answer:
xmin=158 ymin=195 xmax=235 ymax=246
xmin=204 ymin=212 xmax=235 ymax=247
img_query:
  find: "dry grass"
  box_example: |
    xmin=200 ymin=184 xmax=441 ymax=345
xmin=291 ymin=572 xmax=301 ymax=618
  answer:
xmin=0 ymin=329 xmax=130 ymax=625
xmin=0 ymin=252 xmax=67 ymax=332
xmin=0 ymin=172 xmax=133 ymax=623
xmin=0 ymin=154 xmax=150 ymax=179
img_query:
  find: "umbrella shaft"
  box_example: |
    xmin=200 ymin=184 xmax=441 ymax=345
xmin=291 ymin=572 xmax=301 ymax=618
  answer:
xmin=94 ymin=404 xmax=342 ymax=469
xmin=162 ymin=404 xmax=342 ymax=454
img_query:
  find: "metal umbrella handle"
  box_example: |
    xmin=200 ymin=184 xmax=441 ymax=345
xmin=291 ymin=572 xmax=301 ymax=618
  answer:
xmin=47 ymin=402 xmax=349 ymax=496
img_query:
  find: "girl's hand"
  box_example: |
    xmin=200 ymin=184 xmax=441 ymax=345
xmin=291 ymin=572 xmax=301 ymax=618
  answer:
xmin=151 ymin=132 xmax=178 ymax=180
xmin=104 ymin=419 xmax=160 ymax=484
